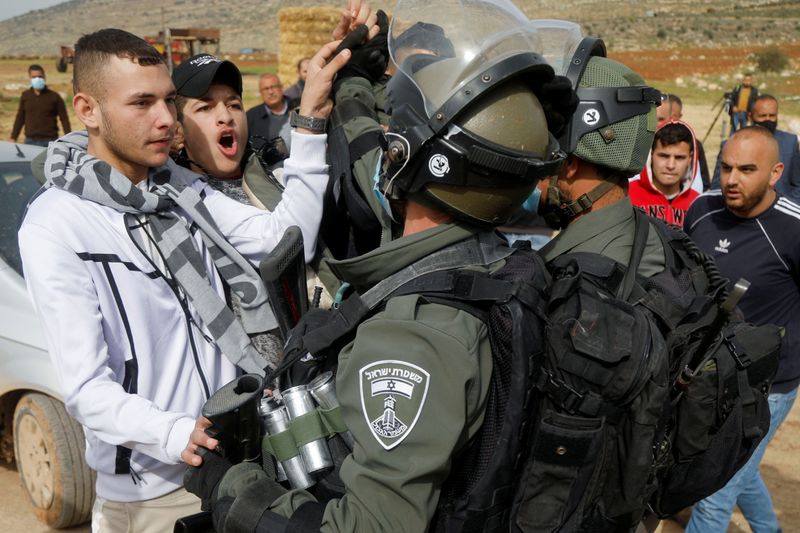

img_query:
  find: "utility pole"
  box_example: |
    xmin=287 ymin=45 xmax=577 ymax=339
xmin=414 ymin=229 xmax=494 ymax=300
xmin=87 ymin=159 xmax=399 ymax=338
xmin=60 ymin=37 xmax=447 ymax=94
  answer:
xmin=162 ymin=8 xmax=174 ymax=74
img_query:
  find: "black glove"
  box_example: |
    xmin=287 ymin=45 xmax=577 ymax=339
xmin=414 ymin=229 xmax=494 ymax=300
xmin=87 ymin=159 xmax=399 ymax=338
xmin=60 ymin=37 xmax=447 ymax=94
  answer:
xmin=336 ymin=10 xmax=390 ymax=84
xmin=212 ymin=496 xmax=234 ymax=533
xmin=267 ymin=307 xmax=333 ymax=388
xmin=539 ymin=75 xmax=579 ymax=138
xmin=184 ymin=447 xmax=233 ymax=511
xmin=214 ymin=464 xmax=289 ymax=533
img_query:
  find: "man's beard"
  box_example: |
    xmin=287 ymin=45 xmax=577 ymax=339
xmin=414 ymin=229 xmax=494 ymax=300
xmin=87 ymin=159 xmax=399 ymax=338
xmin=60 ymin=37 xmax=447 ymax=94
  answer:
xmin=724 ymin=181 xmax=771 ymax=215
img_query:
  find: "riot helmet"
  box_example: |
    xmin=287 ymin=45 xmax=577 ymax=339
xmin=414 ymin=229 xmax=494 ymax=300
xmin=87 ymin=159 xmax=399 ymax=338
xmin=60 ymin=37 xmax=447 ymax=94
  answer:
xmin=530 ymin=23 xmax=660 ymax=227
xmin=383 ymin=0 xmax=568 ymax=227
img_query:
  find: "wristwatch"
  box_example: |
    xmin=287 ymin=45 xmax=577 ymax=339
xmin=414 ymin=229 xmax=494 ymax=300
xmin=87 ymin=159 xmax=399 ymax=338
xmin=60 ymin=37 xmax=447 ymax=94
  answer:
xmin=289 ymin=109 xmax=327 ymax=134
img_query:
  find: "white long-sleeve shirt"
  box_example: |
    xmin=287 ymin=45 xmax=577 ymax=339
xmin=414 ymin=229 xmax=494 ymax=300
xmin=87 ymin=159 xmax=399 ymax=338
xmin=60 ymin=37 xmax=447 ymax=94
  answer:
xmin=18 ymin=132 xmax=327 ymax=502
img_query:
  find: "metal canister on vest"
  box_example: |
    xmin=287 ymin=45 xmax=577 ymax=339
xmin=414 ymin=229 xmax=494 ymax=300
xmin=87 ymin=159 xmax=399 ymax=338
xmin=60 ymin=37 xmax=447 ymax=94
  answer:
xmin=258 ymin=396 xmax=316 ymax=489
xmin=308 ymin=371 xmax=354 ymax=449
xmin=281 ymin=385 xmax=334 ymax=473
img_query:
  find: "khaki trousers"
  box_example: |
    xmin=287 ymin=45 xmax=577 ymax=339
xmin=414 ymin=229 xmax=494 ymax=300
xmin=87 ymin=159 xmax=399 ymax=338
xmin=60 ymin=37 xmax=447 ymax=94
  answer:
xmin=91 ymin=487 xmax=201 ymax=533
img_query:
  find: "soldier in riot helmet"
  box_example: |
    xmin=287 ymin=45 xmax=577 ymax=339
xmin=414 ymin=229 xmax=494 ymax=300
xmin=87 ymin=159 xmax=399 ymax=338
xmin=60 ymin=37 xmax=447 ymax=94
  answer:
xmin=516 ymin=25 xmax=778 ymax=533
xmin=523 ymin=26 xmax=667 ymax=272
xmin=182 ymin=1 xmax=576 ymax=531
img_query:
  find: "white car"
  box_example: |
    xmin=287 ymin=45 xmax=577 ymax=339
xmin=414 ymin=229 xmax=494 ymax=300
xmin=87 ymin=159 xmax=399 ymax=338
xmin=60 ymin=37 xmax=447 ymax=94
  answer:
xmin=0 ymin=141 xmax=94 ymax=528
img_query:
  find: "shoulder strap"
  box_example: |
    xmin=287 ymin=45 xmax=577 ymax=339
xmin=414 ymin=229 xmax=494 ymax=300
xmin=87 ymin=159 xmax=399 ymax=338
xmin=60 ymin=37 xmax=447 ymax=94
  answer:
xmin=359 ymin=232 xmax=514 ymax=310
xmin=271 ymin=233 xmax=515 ymax=380
xmin=618 ymin=208 xmax=650 ymax=300
xmin=650 ymin=217 xmax=730 ymax=300
xmin=647 ymin=217 xmax=677 ymax=270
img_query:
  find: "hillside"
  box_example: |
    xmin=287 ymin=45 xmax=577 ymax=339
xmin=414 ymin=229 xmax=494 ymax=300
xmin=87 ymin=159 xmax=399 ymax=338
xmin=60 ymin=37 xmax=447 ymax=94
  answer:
xmin=0 ymin=0 xmax=797 ymax=57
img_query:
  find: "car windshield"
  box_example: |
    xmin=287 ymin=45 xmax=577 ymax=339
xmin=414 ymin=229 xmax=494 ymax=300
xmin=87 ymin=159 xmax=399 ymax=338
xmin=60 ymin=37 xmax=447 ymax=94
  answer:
xmin=0 ymin=160 xmax=42 ymax=275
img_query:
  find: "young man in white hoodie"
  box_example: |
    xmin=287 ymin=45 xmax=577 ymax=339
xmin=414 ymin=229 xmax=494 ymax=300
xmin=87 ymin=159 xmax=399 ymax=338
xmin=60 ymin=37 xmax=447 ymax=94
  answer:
xmin=18 ymin=28 xmax=351 ymax=532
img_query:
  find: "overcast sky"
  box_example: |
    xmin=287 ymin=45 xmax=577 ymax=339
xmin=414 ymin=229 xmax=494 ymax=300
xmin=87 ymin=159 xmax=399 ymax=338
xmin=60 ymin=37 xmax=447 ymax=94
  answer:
xmin=0 ymin=0 xmax=67 ymax=22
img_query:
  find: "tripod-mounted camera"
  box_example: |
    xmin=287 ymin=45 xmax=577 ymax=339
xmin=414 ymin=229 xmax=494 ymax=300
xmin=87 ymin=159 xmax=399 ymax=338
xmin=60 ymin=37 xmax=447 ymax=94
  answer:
xmin=702 ymin=91 xmax=734 ymax=144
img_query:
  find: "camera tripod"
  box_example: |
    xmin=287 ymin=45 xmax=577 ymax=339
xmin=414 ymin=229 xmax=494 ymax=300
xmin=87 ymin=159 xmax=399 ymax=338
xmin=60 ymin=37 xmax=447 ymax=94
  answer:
xmin=702 ymin=93 xmax=732 ymax=145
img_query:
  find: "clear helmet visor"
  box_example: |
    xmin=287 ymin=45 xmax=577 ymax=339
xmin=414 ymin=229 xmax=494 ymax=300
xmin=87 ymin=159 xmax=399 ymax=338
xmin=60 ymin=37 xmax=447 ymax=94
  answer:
xmin=526 ymin=19 xmax=585 ymax=76
xmin=389 ymin=0 xmax=545 ymax=117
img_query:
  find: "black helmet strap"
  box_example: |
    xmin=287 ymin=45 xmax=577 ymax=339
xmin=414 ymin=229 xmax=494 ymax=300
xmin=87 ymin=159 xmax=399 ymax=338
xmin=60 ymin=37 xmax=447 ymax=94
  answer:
xmin=542 ymin=174 xmax=615 ymax=229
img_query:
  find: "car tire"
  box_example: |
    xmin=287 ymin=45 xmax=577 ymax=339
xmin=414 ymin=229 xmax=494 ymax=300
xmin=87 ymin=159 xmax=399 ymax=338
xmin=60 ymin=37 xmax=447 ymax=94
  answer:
xmin=13 ymin=393 xmax=94 ymax=528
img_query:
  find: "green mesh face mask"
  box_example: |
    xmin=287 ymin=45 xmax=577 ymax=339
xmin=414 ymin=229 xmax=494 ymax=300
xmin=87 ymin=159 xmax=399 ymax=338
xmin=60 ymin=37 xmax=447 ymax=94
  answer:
xmin=572 ymin=57 xmax=657 ymax=176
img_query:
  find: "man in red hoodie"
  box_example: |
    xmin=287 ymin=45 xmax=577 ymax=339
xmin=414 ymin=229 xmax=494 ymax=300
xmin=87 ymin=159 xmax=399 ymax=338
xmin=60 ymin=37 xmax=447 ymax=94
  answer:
xmin=629 ymin=121 xmax=700 ymax=227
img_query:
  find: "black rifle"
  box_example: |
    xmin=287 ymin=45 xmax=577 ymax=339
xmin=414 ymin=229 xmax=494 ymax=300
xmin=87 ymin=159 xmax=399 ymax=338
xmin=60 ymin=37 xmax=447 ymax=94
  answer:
xmin=259 ymin=225 xmax=309 ymax=342
xmin=174 ymin=228 xmax=310 ymax=532
xmin=173 ymin=375 xmax=265 ymax=531
xmin=201 ymin=373 xmax=264 ymax=464
xmin=673 ymin=278 xmax=750 ymax=401
xmin=174 ymin=512 xmax=213 ymax=533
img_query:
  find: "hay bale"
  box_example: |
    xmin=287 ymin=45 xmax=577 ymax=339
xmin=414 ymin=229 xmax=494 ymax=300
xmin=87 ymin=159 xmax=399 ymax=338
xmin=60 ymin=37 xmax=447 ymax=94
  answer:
xmin=278 ymin=6 xmax=341 ymax=85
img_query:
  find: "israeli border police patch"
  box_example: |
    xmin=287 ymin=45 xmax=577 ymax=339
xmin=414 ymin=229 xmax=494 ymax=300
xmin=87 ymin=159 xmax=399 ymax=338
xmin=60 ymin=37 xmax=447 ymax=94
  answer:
xmin=359 ymin=360 xmax=430 ymax=450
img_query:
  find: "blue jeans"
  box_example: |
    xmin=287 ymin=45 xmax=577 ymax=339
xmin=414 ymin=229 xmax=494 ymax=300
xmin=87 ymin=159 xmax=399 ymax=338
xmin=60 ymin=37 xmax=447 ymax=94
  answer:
xmin=685 ymin=387 xmax=798 ymax=533
xmin=731 ymin=112 xmax=748 ymax=135
xmin=25 ymin=138 xmax=52 ymax=147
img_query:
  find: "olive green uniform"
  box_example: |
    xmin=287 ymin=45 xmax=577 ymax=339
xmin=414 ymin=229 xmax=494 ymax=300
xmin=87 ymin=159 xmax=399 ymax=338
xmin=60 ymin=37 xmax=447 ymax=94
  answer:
xmin=266 ymin=223 xmax=499 ymax=532
xmin=540 ymin=198 xmax=666 ymax=276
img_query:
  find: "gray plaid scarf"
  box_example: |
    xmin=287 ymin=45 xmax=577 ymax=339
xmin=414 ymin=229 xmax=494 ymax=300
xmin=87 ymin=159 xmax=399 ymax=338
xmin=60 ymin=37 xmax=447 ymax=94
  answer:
xmin=44 ymin=131 xmax=275 ymax=375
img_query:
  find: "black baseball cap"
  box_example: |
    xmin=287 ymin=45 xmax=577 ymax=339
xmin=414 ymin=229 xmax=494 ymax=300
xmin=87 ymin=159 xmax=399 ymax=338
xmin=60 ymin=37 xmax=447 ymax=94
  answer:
xmin=172 ymin=54 xmax=242 ymax=97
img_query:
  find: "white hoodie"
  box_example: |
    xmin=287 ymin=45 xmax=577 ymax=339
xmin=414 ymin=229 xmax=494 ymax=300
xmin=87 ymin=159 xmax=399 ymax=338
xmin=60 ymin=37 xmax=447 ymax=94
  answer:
xmin=19 ymin=132 xmax=327 ymax=502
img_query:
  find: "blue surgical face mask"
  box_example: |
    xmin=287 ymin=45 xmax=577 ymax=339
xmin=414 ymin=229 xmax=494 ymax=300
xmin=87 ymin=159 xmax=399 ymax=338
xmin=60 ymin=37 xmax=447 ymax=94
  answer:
xmin=31 ymin=77 xmax=45 ymax=90
xmin=521 ymin=184 xmax=543 ymax=214
xmin=372 ymin=157 xmax=396 ymax=222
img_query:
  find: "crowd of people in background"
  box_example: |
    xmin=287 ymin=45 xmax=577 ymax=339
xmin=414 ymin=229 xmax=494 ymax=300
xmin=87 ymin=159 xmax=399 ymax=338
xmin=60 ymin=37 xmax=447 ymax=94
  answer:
xmin=14 ymin=57 xmax=794 ymax=233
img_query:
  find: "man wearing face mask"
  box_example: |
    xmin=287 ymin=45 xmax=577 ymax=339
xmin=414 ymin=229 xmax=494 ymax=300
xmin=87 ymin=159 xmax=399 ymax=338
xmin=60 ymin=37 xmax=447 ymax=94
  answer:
xmin=711 ymin=94 xmax=800 ymax=201
xmin=10 ymin=64 xmax=71 ymax=147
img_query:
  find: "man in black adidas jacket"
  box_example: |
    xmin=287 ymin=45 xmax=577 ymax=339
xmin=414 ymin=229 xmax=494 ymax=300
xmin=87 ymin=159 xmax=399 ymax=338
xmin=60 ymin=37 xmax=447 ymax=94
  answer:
xmin=684 ymin=126 xmax=799 ymax=533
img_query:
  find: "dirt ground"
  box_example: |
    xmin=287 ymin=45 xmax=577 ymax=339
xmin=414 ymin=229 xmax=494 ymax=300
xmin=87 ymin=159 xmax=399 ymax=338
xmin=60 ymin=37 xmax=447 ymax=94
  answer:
xmin=2 ymin=402 xmax=798 ymax=531
xmin=0 ymin=463 xmax=89 ymax=533
xmin=0 ymin=47 xmax=798 ymax=531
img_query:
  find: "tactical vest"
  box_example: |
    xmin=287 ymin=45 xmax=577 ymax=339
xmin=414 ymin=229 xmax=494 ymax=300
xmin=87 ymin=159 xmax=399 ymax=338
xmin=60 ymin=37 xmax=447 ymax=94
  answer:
xmin=268 ymin=232 xmax=550 ymax=532
xmin=511 ymin=210 xmax=780 ymax=532
xmin=267 ymin=214 xmax=780 ymax=533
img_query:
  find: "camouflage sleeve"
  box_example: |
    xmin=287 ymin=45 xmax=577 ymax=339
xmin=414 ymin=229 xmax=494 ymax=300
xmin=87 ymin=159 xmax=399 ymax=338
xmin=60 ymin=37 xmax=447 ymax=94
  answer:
xmin=333 ymin=76 xmax=393 ymax=244
xmin=268 ymin=295 xmax=493 ymax=532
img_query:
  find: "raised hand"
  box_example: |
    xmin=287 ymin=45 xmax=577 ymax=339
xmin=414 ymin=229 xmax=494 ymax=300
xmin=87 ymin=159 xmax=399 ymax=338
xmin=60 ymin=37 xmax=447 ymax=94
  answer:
xmin=297 ymin=41 xmax=353 ymax=127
